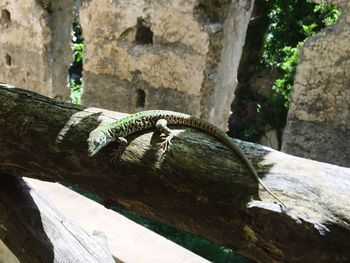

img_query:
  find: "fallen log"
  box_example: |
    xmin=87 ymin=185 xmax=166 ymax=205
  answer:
xmin=0 ymin=174 xmax=114 ymax=263
xmin=0 ymin=84 xmax=349 ymax=262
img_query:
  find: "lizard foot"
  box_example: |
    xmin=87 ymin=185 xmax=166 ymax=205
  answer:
xmin=156 ymin=119 xmax=175 ymax=157
xmin=160 ymin=135 xmax=172 ymax=151
xmin=110 ymin=148 xmax=124 ymax=162
xmin=110 ymin=137 xmax=128 ymax=162
xmin=159 ymin=137 xmax=175 ymax=159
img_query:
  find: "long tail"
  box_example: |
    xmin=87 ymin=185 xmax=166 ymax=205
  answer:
xmin=220 ymin=134 xmax=287 ymax=208
xmin=151 ymin=111 xmax=287 ymax=208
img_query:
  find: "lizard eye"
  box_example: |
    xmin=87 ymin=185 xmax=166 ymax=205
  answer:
xmin=88 ymin=130 xmax=110 ymax=156
xmin=96 ymin=137 xmax=103 ymax=145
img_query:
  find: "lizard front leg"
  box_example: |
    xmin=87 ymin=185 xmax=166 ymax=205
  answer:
xmin=111 ymin=137 xmax=128 ymax=161
xmin=155 ymin=119 xmax=175 ymax=153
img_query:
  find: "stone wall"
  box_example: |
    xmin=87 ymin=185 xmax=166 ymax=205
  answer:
xmin=0 ymin=0 xmax=73 ymax=100
xmin=80 ymin=0 xmax=254 ymax=129
xmin=282 ymin=0 xmax=350 ymax=167
xmin=0 ymin=0 xmax=254 ymax=128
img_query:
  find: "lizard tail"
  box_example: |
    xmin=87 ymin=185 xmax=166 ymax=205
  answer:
xmin=223 ymin=135 xmax=287 ymax=208
xmin=179 ymin=116 xmax=287 ymax=208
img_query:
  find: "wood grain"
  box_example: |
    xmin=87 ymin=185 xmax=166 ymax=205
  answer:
xmin=0 ymin=84 xmax=349 ymax=262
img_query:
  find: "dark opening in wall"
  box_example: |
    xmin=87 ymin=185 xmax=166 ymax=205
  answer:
xmin=136 ymin=89 xmax=146 ymax=108
xmin=135 ymin=18 xmax=153 ymax=44
xmin=5 ymin=54 xmax=11 ymax=66
xmin=1 ymin=9 xmax=11 ymax=24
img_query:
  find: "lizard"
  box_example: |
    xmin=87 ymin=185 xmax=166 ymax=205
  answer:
xmin=87 ymin=110 xmax=286 ymax=208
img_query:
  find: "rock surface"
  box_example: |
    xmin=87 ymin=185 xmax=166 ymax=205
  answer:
xmin=0 ymin=0 xmax=73 ymax=100
xmin=259 ymin=128 xmax=279 ymax=149
xmin=282 ymin=0 xmax=350 ymax=167
xmin=80 ymin=0 xmax=254 ymax=129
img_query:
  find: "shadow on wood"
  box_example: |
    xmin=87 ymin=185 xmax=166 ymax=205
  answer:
xmin=0 ymin=84 xmax=349 ymax=262
xmin=0 ymin=174 xmax=114 ymax=262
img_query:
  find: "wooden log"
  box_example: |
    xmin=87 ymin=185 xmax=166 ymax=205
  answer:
xmin=0 ymin=84 xmax=349 ymax=262
xmin=0 ymin=174 xmax=114 ymax=263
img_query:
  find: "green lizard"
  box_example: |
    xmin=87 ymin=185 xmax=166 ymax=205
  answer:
xmin=88 ymin=110 xmax=286 ymax=208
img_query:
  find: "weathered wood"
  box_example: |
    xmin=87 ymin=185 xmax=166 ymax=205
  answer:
xmin=0 ymin=84 xmax=349 ymax=262
xmin=0 ymin=174 xmax=114 ymax=263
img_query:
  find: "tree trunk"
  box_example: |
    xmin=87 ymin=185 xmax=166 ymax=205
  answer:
xmin=0 ymin=84 xmax=349 ymax=262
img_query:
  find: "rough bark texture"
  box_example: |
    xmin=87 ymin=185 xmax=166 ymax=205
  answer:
xmin=26 ymin=178 xmax=211 ymax=263
xmin=0 ymin=84 xmax=350 ymax=262
xmin=282 ymin=0 xmax=350 ymax=167
xmin=0 ymin=174 xmax=114 ymax=263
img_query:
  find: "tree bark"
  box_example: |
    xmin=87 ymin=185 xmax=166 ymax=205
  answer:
xmin=0 ymin=84 xmax=349 ymax=262
xmin=0 ymin=174 xmax=114 ymax=263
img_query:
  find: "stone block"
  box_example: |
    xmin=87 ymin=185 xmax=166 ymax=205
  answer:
xmin=80 ymin=0 xmax=254 ymax=129
xmin=282 ymin=0 xmax=350 ymax=167
xmin=0 ymin=0 xmax=74 ymax=100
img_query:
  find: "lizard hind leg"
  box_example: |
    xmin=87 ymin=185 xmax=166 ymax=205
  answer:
xmin=155 ymin=119 xmax=175 ymax=153
xmin=110 ymin=137 xmax=128 ymax=161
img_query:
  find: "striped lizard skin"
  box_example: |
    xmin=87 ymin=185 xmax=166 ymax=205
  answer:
xmin=87 ymin=110 xmax=286 ymax=208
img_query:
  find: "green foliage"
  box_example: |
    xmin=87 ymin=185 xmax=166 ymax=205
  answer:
xmin=70 ymin=80 xmax=83 ymax=105
xmin=72 ymin=42 xmax=84 ymax=63
xmin=69 ymin=23 xmax=84 ymax=105
xmin=271 ymin=44 xmax=299 ymax=107
xmin=236 ymin=0 xmax=339 ymax=141
xmin=314 ymin=3 xmax=341 ymax=26
xmin=261 ymin=0 xmax=340 ymax=108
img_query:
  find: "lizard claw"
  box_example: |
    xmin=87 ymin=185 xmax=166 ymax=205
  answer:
xmin=160 ymin=137 xmax=171 ymax=151
xmin=110 ymin=149 xmax=122 ymax=162
xmin=159 ymin=136 xmax=175 ymax=158
xmin=110 ymin=147 xmax=126 ymax=162
xmin=110 ymin=137 xmax=128 ymax=162
xmin=155 ymin=119 xmax=176 ymax=158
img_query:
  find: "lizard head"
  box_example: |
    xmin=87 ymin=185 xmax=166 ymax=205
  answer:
xmin=87 ymin=129 xmax=114 ymax=157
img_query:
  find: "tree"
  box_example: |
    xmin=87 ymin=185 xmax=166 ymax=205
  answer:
xmin=0 ymin=84 xmax=349 ymax=262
